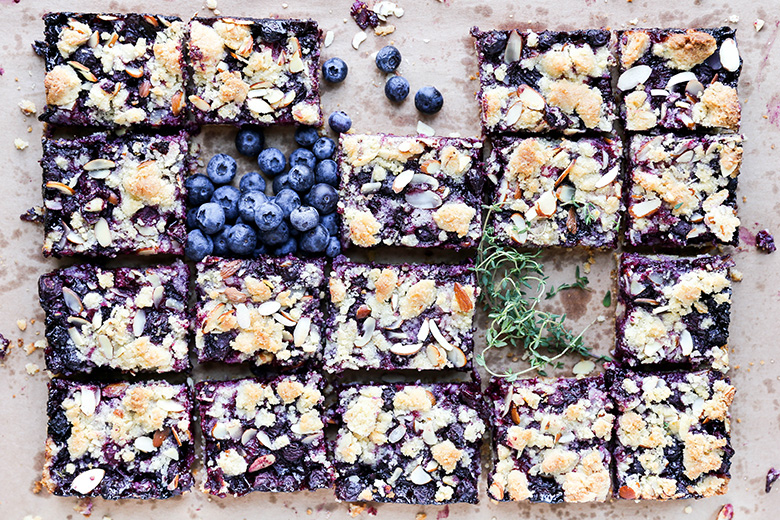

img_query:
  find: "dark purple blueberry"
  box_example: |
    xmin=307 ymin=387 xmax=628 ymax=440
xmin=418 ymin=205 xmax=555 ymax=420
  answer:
xmin=315 ymin=159 xmax=339 ymax=187
xmin=306 ymin=183 xmax=338 ymax=214
xmin=274 ymin=188 xmax=301 ymax=218
xmin=212 ymin=185 xmax=241 ymax=222
xmin=272 ymin=173 xmax=290 ymax=194
xmin=384 ymin=76 xmax=410 ymax=102
xmin=255 ymin=201 xmax=284 ymax=231
xmin=185 ymin=229 xmax=213 ymax=261
xmin=414 ymin=86 xmax=443 ymax=114
xmin=767 ymin=467 xmax=780 ymax=493
xmin=290 ymin=205 xmax=320 ymax=232
xmin=295 ymin=126 xmax=320 ymax=147
xmin=288 ymin=164 xmax=315 ymax=193
xmin=325 ymin=236 xmax=341 ymax=257
xmin=263 ymin=220 xmax=290 ymax=245
xmin=228 ymin=224 xmax=257 ymax=255
xmin=477 ymin=31 xmax=507 ymax=57
xmin=350 ymin=0 xmax=379 ymax=29
xmin=235 ymin=127 xmax=265 ymax=157
xmin=328 ymin=111 xmax=352 ymax=133
xmin=259 ymin=20 xmax=286 ymax=42
xmin=756 ymin=229 xmax=776 ymax=253
xmin=375 ymin=45 xmax=401 ymax=72
xmin=185 ymin=174 xmax=215 ymax=205
xmin=206 ymin=153 xmax=237 ymax=185
xmin=212 ymin=226 xmax=231 ymax=256
xmin=186 ymin=208 xmax=198 ymax=230
xmin=322 ymin=57 xmax=349 ymax=83
xmin=307 ymin=469 xmax=330 ymax=489
xmin=258 ymin=147 xmax=286 ymax=176
xmin=536 ymin=31 xmax=557 ymax=50
xmin=300 ymin=224 xmax=329 ymax=253
xmin=290 ymin=148 xmax=317 ymax=171
xmin=48 ymin=412 xmax=71 ymax=442
xmin=340 ymin=478 xmax=364 ymax=500
xmin=585 ymin=29 xmax=609 ymax=47
xmin=320 ymin=212 xmax=339 ymax=236
xmin=239 ymin=171 xmax=266 ymax=193
xmin=196 ymin=202 xmax=225 ymax=235
xmin=238 ymin=190 xmax=267 ymax=222
xmin=273 ymin=237 xmax=298 ymax=256
xmin=313 ymin=136 xmax=336 ymax=160
xmin=252 ymin=244 xmax=268 ymax=258
xmin=281 ymin=443 xmax=305 ymax=462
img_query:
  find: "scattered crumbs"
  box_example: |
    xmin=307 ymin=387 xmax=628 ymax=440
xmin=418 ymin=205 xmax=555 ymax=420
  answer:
xmin=17 ymin=319 xmax=27 ymax=331
xmin=756 ymin=229 xmax=776 ymax=253
xmin=767 ymin=467 xmax=780 ymax=493
xmin=282 ymin=2 xmax=288 ymax=8
xmin=348 ymin=503 xmax=368 ymax=517
xmin=25 ymin=362 xmax=40 ymax=375
xmin=0 ymin=333 xmax=8 ymax=360
xmin=596 ymin=315 xmax=606 ymax=322
xmin=14 ymin=138 xmax=29 ymax=150
xmin=629 ymin=18 xmax=638 ymax=25
xmin=352 ymin=31 xmax=368 ymax=50
xmin=351 ymin=1 xmax=379 ymax=29
xmin=727 ymin=15 xmax=739 ymax=24
xmin=583 ymin=252 xmax=595 ymax=274
xmin=205 ymin=0 xmax=217 ymax=10
xmin=375 ymin=24 xmax=395 ymax=36
xmin=23 ymin=516 xmax=42 ymax=520
xmin=103 ymin=516 xmax=112 ymax=520
xmin=18 ymin=99 xmax=36 ymax=115
xmin=423 ymin=38 xmax=430 ymax=43
xmin=684 ymin=505 xmax=692 ymax=514
xmin=416 ymin=514 xmax=427 ymax=520
xmin=729 ymin=268 xmax=743 ymax=282
xmin=307 ymin=509 xmax=313 ymax=516
xmin=74 ymin=497 xmax=93 ymax=517
xmin=417 ymin=120 xmax=435 ymax=136
xmin=716 ymin=504 xmax=734 ymax=520
xmin=756 ymin=19 xmax=766 ymax=32
xmin=324 ymin=30 xmax=335 ymax=47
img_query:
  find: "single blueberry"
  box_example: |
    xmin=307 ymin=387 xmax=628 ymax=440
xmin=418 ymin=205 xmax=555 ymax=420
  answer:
xmin=274 ymin=188 xmax=301 ymax=218
xmin=315 ymin=159 xmax=339 ymax=187
xmin=185 ymin=229 xmax=213 ymax=261
xmin=299 ymin=224 xmax=329 ymax=253
xmin=320 ymin=212 xmax=339 ymax=236
xmin=254 ymin=201 xmax=284 ymax=231
xmin=272 ymin=173 xmax=290 ymax=194
xmin=186 ymin=207 xmax=199 ymax=230
xmin=384 ymin=76 xmax=410 ymax=102
xmin=228 ymin=223 xmax=257 ymax=255
xmin=257 ymin=147 xmax=286 ymax=176
xmin=273 ymin=237 xmax=298 ymax=256
xmin=585 ymin=29 xmax=609 ymax=47
xmin=328 ymin=110 xmax=352 ymax=133
xmin=288 ymin=164 xmax=315 ymax=193
xmin=185 ymin=174 xmax=215 ymax=205
xmin=211 ymin=185 xmax=241 ymax=222
xmin=306 ymin=183 xmax=338 ymax=214
xmin=206 ymin=153 xmax=237 ymax=185
xmin=259 ymin=20 xmax=286 ymax=42
xmin=239 ymin=171 xmax=266 ymax=193
xmin=263 ymin=220 xmax=290 ymax=245
xmin=325 ymin=236 xmax=341 ymax=257
xmin=479 ymin=31 xmax=508 ymax=57
xmin=289 ymin=205 xmax=320 ymax=232
xmin=312 ymin=136 xmax=336 ymax=160
xmin=235 ymin=127 xmax=264 ymax=157
xmin=195 ymin=202 xmax=225 ymax=235
xmin=414 ymin=86 xmax=444 ymax=114
xmin=322 ymin=57 xmax=349 ymax=83
xmin=289 ymin=148 xmax=317 ymax=171
xmin=295 ymin=126 xmax=320 ymax=148
xmin=212 ymin=226 xmax=231 ymax=256
xmin=238 ymin=190 xmax=267 ymax=222
xmin=375 ymin=45 xmax=401 ymax=73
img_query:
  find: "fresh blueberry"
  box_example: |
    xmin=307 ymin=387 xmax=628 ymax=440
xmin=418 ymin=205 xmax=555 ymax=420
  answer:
xmin=325 ymin=236 xmax=341 ymax=257
xmin=384 ymin=76 xmax=410 ymax=102
xmin=289 ymin=148 xmax=317 ymax=171
xmin=306 ymin=183 xmax=338 ymax=214
xmin=320 ymin=212 xmax=339 ymax=236
xmin=185 ymin=229 xmax=213 ymax=261
xmin=228 ymin=223 xmax=257 ymax=255
xmin=262 ymin=220 xmax=290 ymax=245
xmin=186 ymin=208 xmax=199 ymax=230
xmin=257 ymin=147 xmax=286 ymax=176
xmin=238 ymin=190 xmax=267 ymax=222
xmin=273 ymin=237 xmax=298 ymax=256
xmin=195 ymin=202 xmax=225 ymax=235
xmin=185 ymin=174 xmax=215 ymax=205
xmin=274 ymin=188 xmax=301 ymax=218
xmin=252 ymin=244 xmax=268 ymax=258
xmin=375 ymin=45 xmax=401 ymax=73
xmin=235 ymin=127 xmax=264 ymax=157
xmin=295 ymin=126 xmax=320 ymax=148
xmin=212 ymin=185 xmax=241 ymax=222
xmin=239 ymin=171 xmax=266 ymax=193
xmin=415 ymin=86 xmax=444 ymax=114
xmin=315 ymin=159 xmax=339 ymax=187
xmin=254 ymin=201 xmax=284 ymax=231
xmin=272 ymin=173 xmax=290 ymax=194
xmin=299 ymin=224 xmax=329 ymax=253
xmin=206 ymin=153 xmax=237 ymax=185
xmin=328 ymin=111 xmax=352 ymax=133
xmin=288 ymin=164 xmax=315 ymax=193
xmin=322 ymin=57 xmax=349 ymax=83
xmin=290 ymin=205 xmax=320 ymax=232
xmin=312 ymin=137 xmax=336 ymax=160
xmin=212 ymin=226 xmax=231 ymax=256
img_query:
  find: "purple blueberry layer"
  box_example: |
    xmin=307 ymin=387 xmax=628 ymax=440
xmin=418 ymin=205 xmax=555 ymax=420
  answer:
xmin=607 ymin=368 xmax=734 ymax=500
xmin=0 ymin=333 xmax=9 ymax=360
xmin=194 ymin=255 xmax=325 ymax=368
xmin=470 ymin=28 xmax=616 ymax=135
xmin=196 ymin=374 xmax=332 ymax=496
xmin=486 ymin=135 xmax=623 ymax=247
xmin=35 ymin=12 xmax=187 ymax=127
xmin=333 ymin=383 xmax=486 ymax=504
xmin=615 ymin=253 xmax=733 ymax=371
xmin=188 ymin=17 xmax=322 ymax=126
xmin=42 ymin=379 xmax=194 ymax=499
xmin=626 ymin=133 xmax=742 ymax=248
xmin=325 ymin=257 xmax=476 ymax=372
xmin=485 ymin=376 xmax=614 ymax=503
xmin=616 ymin=27 xmax=741 ymax=132
xmin=38 ymin=261 xmax=190 ymax=376
xmin=41 ymin=131 xmax=188 ymax=257
xmin=337 ymin=134 xmax=484 ymax=250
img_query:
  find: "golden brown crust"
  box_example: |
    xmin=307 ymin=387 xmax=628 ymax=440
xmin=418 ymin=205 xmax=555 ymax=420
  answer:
xmin=624 ymin=91 xmax=657 ymax=131
xmin=345 ymin=209 xmax=382 ymax=247
xmin=374 ymin=268 xmax=398 ymax=303
xmin=545 ymin=80 xmax=602 ymax=129
xmin=621 ymin=31 xmax=651 ymax=68
xmin=693 ymin=82 xmax=741 ymax=130
xmin=432 ymin=203 xmax=476 ymax=238
xmin=655 ymin=30 xmax=717 ymax=70
xmin=45 ymin=65 xmax=82 ymax=106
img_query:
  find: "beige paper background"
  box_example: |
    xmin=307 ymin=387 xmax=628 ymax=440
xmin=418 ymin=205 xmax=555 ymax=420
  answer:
xmin=1 ymin=0 xmax=780 ymax=518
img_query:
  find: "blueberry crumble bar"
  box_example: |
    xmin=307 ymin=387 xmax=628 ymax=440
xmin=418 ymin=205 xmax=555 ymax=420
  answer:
xmin=626 ymin=133 xmax=742 ymax=247
xmin=188 ymin=17 xmax=322 ymax=126
xmin=334 ymin=383 xmax=486 ymax=504
xmin=194 ymin=255 xmax=325 ymax=368
xmin=608 ymin=368 xmax=734 ymax=500
xmin=36 ymin=13 xmax=187 ymax=127
xmin=486 ymin=135 xmax=623 ymax=247
xmin=470 ymin=28 xmax=616 ymax=135
xmin=42 ymin=379 xmax=194 ymax=499
xmin=41 ymin=131 xmax=188 ymax=257
xmin=486 ymin=376 xmax=614 ymax=503
xmin=616 ymin=254 xmax=733 ymax=371
xmin=196 ymin=374 xmax=332 ymax=496
xmin=615 ymin=28 xmax=741 ymax=132
xmin=38 ymin=261 xmax=190 ymax=376
xmin=337 ymin=134 xmax=483 ymax=250
xmin=325 ymin=258 xmax=476 ymax=372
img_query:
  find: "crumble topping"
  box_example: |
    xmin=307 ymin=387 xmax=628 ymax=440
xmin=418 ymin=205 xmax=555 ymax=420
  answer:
xmin=653 ymin=30 xmax=717 ymax=70
xmin=692 ymin=82 xmax=741 ymax=130
xmin=620 ymin=31 xmax=650 ymax=67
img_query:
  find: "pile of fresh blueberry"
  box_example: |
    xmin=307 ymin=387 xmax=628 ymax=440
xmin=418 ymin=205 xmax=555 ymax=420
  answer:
xmin=184 ymin=126 xmax=341 ymax=261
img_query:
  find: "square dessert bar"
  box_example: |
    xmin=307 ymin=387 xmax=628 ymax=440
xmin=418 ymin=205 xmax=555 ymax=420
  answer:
xmin=188 ymin=17 xmax=322 ymax=126
xmin=196 ymin=374 xmax=332 ymax=496
xmin=486 ymin=135 xmax=623 ymax=248
xmin=38 ymin=261 xmax=190 ymax=376
xmin=41 ymin=131 xmax=188 ymax=257
xmin=42 ymin=379 xmax=194 ymax=499
xmin=609 ymin=368 xmax=734 ymax=500
xmin=194 ymin=255 xmax=325 ymax=368
xmin=626 ymin=133 xmax=742 ymax=247
xmin=616 ymin=27 xmax=741 ymax=132
xmin=470 ymin=28 xmax=616 ymax=135
xmin=616 ymin=253 xmax=733 ymax=371
xmin=36 ymin=13 xmax=187 ymax=127
xmin=325 ymin=258 xmax=476 ymax=372
xmin=338 ymin=134 xmax=483 ymax=250
xmin=333 ymin=383 xmax=486 ymax=504
xmin=486 ymin=376 xmax=614 ymax=503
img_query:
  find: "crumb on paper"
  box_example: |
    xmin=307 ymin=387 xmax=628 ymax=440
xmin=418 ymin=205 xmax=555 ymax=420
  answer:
xmin=767 ymin=467 xmax=780 ymax=493
xmin=756 ymin=229 xmax=776 ymax=253
xmin=14 ymin=138 xmax=29 ymax=150
xmin=727 ymin=15 xmax=739 ymax=24
xmin=324 ymin=30 xmax=335 ymax=47
xmin=416 ymin=514 xmax=427 ymax=520
xmin=27 ymin=339 xmax=46 ymax=355
xmin=17 ymin=319 xmax=27 ymax=331
xmin=716 ymin=504 xmax=734 ymax=520
xmin=23 ymin=516 xmax=42 ymax=520
xmin=0 ymin=333 xmax=9 ymax=360
xmin=755 ymin=19 xmax=766 ymax=32
xmin=417 ymin=120 xmax=435 ymax=136
xmin=75 ymin=497 xmax=93 ymax=517
xmin=282 ymin=2 xmax=288 ymax=7
xmin=684 ymin=506 xmax=692 ymax=514
xmin=730 ymin=267 xmax=743 ymax=282
xmin=18 ymin=99 xmax=36 ymax=115
xmin=25 ymin=362 xmax=40 ymax=375
xmin=375 ymin=24 xmax=395 ymax=36
xmin=348 ymin=503 xmax=368 ymax=517
xmin=352 ymin=31 xmax=367 ymax=50
xmin=629 ymin=18 xmax=638 ymax=25
xmin=205 ymin=0 xmax=217 ymax=9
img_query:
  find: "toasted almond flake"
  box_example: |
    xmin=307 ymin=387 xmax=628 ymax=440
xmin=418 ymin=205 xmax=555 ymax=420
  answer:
xmin=263 ymin=89 xmax=285 ymax=104
xmin=650 ymin=88 xmax=670 ymax=96
xmin=294 ymin=316 xmax=311 ymax=346
xmin=84 ymin=159 xmax=116 ymax=171
xmin=133 ymin=309 xmax=146 ymax=336
xmin=680 ymin=329 xmax=694 ymax=356
xmin=392 ymin=170 xmax=415 ymax=193
xmin=241 ymin=428 xmax=258 ymax=445
xmin=755 ymin=19 xmax=765 ymax=32
xmin=235 ymin=303 xmax=250 ymax=329
xmin=352 ymin=31 xmax=367 ymax=50
xmin=617 ymin=65 xmax=652 ymax=91
xmin=355 ymin=317 xmax=376 ymax=347
xmin=387 ymin=424 xmax=406 ymax=443
xmin=83 ymin=198 xmax=105 ymax=212
xmin=125 ymin=66 xmax=144 ymax=78
xmin=274 ymin=312 xmax=297 ymax=327
xmin=421 ymin=425 xmax=438 ymax=445
xmin=489 ymin=481 xmax=504 ymax=500
xmin=420 ymin=160 xmax=441 ymax=175
xmin=171 ymin=90 xmax=185 ymax=114
xmin=95 ymin=218 xmax=112 ymax=247
xmin=153 ymin=429 xmax=168 ymax=448
xmin=62 ymin=287 xmax=83 ymax=313
xmin=405 ymin=190 xmax=443 ymax=209
xmin=256 ymin=430 xmax=273 ymax=448
xmin=503 ymin=30 xmax=523 ymax=63
xmin=397 ymin=140 xmax=412 ymax=152
xmin=508 ymin=213 xmax=528 ymax=244
xmin=67 ymin=231 xmax=86 ymax=245
xmin=45 ymin=181 xmax=75 ymax=195
xmin=666 ymin=71 xmax=697 ymax=90
xmin=157 ymin=399 xmax=185 ymax=413
xmin=594 ymin=167 xmax=619 ymax=189
xmin=361 ymin=181 xmax=382 ymax=194
xmin=504 ymin=101 xmax=525 ymax=127
xmin=453 ymin=282 xmax=474 ymax=312
xmin=501 ymin=388 xmax=514 ymax=417
xmin=417 ymin=120 xmax=435 ymax=136
xmin=518 ymin=87 xmax=545 ymax=110
xmin=428 ymin=320 xmax=453 ymax=351
xmin=98 ymin=334 xmax=113 ymax=358
xmin=211 ymin=422 xmax=228 ymax=440
xmin=720 ymin=38 xmax=740 ymax=72
xmin=630 ymin=199 xmax=662 ymax=218
xmin=572 ymin=359 xmax=595 ymax=375
xmin=249 ymin=454 xmax=276 ymax=472
xmin=685 ymin=80 xmax=704 ymax=97
xmin=257 ymin=300 xmax=282 ymax=316
xmin=426 ymin=343 xmax=446 ymax=367
xmin=555 ymin=158 xmax=577 ymax=187
xmin=88 ymin=31 xmax=99 ymax=47
xmin=247 ymin=96 xmax=274 ymax=114
xmin=71 ymin=468 xmax=105 ymax=494
xmin=716 ymin=504 xmax=734 ymax=520
xmin=447 ymin=346 xmax=467 ymax=368
xmin=390 ymin=343 xmax=424 ymax=356
xmin=134 ymin=436 xmax=156 ymax=453
xmin=188 ymin=95 xmax=211 ymax=112
xmin=80 ymin=388 xmax=99 ymax=416
xmin=410 ymin=464 xmax=433 ymax=485
xmin=536 ymin=190 xmax=557 ymax=217
xmin=68 ymin=326 xmax=85 ymax=346
xmin=417 ymin=319 xmax=431 ymax=342
xmin=324 ymin=30 xmax=335 ymax=47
